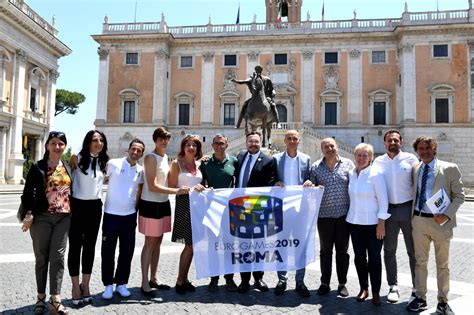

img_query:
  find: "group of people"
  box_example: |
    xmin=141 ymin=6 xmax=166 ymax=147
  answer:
xmin=20 ymin=127 xmax=464 ymax=315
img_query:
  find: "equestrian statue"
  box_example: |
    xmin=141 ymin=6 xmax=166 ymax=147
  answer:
xmin=231 ymin=65 xmax=280 ymax=147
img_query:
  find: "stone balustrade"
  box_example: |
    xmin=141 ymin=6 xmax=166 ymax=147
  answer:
xmin=102 ymin=9 xmax=470 ymax=36
xmin=7 ymin=0 xmax=58 ymax=36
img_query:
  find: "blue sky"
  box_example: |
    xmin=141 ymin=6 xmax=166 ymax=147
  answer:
xmin=26 ymin=0 xmax=469 ymax=149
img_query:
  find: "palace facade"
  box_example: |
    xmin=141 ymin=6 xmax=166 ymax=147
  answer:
xmin=0 ymin=0 xmax=71 ymax=183
xmin=92 ymin=0 xmax=474 ymax=184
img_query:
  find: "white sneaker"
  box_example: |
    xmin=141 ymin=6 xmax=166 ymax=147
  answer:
xmin=102 ymin=285 xmax=114 ymax=300
xmin=115 ymin=284 xmax=131 ymax=297
xmin=387 ymin=285 xmax=400 ymax=303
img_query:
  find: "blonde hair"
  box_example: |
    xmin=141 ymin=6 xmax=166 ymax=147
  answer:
xmin=354 ymin=143 xmax=374 ymax=161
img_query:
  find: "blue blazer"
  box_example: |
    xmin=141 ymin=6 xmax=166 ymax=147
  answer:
xmin=273 ymin=151 xmax=311 ymax=185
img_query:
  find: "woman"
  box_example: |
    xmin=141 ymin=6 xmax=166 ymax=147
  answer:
xmin=139 ymin=127 xmax=189 ymax=297
xmin=67 ymin=130 xmax=109 ymax=305
xmin=346 ymin=143 xmax=390 ymax=306
xmin=21 ymin=131 xmax=72 ymax=314
xmin=169 ymin=135 xmax=203 ymax=294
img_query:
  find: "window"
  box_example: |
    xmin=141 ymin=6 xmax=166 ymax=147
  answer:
xmin=276 ymin=104 xmax=287 ymax=122
xmin=371 ymin=51 xmax=386 ymax=64
xmin=180 ymin=56 xmax=193 ymax=68
xmin=224 ymin=54 xmax=237 ymax=67
xmin=223 ymin=103 xmax=235 ymax=125
xmin=274 ymin=53 xmax=287 ymax=65
xmin=324 ymin=52 xmax=338 ymax=64
xmin=433 ymin=44 xmax=448 ymax=58
xmin=125 ymin=53 xmax=139 ymax=65
xmin=179 ymin=103 xmax=190 ymax=125
xmin=373 ymin=102 xmax=386 ymax=125
xmin=123 ymin=101 xmax=135 ymax=123
xmin=435 ymin=98 xmax=449 ymax=123
xmin=325 ymin=102 xmax=337 ymax=125
xmin=29 ymin=87 xmax=37 ymax=112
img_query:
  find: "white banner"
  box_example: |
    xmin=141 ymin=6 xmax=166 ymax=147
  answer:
xmin=190 ymin=186 xmax=323 ymax=279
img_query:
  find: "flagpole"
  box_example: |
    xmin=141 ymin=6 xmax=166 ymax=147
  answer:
xmin=134 ymin=0 xmax=138 ymax=23
xmin=321 ymin=0 xmax=325 ymax=21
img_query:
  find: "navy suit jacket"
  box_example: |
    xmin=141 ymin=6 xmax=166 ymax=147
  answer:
xmin=235 ymin=150 xmax=277 ymax=188
xmin=273 ymin=151 xmax=311 ymax=185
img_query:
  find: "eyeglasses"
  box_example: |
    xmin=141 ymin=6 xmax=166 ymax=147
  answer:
xmin=49 ymin=131 xmax=65 ymax=138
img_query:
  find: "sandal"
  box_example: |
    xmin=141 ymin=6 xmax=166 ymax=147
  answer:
xmin=80 ymin=283 xmax=93 ymax=304
xmin=71 ymin=287 xmax=83 ymax=307
xmin=48 ymin=297 xmax=69 ymax=314
xmin=34 ymin=295 xmax=47 ymax=314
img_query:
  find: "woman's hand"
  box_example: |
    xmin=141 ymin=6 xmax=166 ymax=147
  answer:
xmin=376 ymin=219 xmax=385 ymax=240
xmin=194 ymin=184 xmax=206 ymax=192
xmin=176 ymin=186 xmax=190 ymax=195
xmin=21 ymin=214 xmax=33 ymax=232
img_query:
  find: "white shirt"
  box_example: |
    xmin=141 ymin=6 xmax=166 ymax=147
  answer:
xmin=346 ymin=165 xmax=390 ymax=225
xmin=283 ymin=152 xmax=299 ymax=185
xmin=238 ymin=152 xmax=260 ymax=188
xmin=104 ymin=157 xmax=144 ymax=216
xmin=141 ymin=152 xmax=169 ymax=203
xmin=373 ymin=151 xmax=419 ymax=204
xmin=72 ymin=153 xmax=104 ymax=200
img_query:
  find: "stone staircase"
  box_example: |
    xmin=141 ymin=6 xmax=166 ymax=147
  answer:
xmin=205 ymin=122 xmax=355 ymax=160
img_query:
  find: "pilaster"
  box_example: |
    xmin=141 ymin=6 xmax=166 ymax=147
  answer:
xmin=95 ymin=47 xmax=109 ymax=124
xmin=153 ymin=49 xmax=169 ymax=124
xmin=348 ymin=49 xmax=362 ymax=124
xmin=398 ymin=43 xmax=416 ymax=123
xmin=301 ymin=50 xmax=314 ymax=123
xmin=200 ymin=52 xmax=215 ymax=125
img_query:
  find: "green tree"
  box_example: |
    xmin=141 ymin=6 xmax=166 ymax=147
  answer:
xmin=55 ymin=89 xmax=86 ymax=116
xmin=62 ymin=147 xmax=72 ymax=162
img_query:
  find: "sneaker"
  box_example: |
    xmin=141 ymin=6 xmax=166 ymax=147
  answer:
xmin=317 ymin=284 xmax=330 ymax=296
xmin=387 ymin=285 xmax=400 ymax=303
xmin=337 ymin=285 xmax=349 ymax=298
xmin=225 ymin=279 xmax=238 ymax=292
xmin=115 ymin=284 xmax=131 ymax=298
xmin=102 ymin=285 xmax=113 ymax=300
xmin=406 ymin=297 xmax=428 ymax=312
xmin=207 ymin=279 xmax=218 ymax=292
xmin=436 ymin=302 xmax=454 ymax=315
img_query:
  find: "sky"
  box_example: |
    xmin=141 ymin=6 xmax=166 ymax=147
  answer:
xmin=25 ymin=0 xmax=470 ymax=150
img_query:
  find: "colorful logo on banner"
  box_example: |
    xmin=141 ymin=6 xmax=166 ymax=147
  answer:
xmin=228 ymin=195 xmax=283 ymax=239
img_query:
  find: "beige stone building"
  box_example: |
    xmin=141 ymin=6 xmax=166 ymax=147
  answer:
xmin=92 ymin=0 xmax=474 ymax=184
xmin=0 ymin=0 xmax=71 ymax=183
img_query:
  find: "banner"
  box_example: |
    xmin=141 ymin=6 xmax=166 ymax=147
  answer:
xmin=190 ymin=186 xmax=323 ymax=279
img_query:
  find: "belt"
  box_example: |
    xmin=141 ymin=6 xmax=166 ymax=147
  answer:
xmin=389 ymin=200 xmax=412 ymax=208
xmin=413 ymin=210 xmax=434 ymax=218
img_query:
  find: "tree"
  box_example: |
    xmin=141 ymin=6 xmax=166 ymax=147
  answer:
xmin=55 ymin=89 xmax=86 ymax=116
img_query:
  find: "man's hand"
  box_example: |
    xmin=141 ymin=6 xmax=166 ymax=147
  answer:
xmin=275 ymin=181 xmax=284 ymax=187
xmin=303 ymin=180 xmax=313 ymax=187
xmin=434 ymin=214 xmax=450 ymax=225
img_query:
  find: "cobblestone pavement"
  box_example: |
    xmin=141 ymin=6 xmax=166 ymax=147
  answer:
xmin=1 ymin=193 xmax=473 ymax=314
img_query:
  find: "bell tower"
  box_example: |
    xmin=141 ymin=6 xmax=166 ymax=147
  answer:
xmin=265 ymin=0 xmax=303 ymax=24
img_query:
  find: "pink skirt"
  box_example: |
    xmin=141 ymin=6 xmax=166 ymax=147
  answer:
xmin=138 ymin=215 xmax=171 ymax=237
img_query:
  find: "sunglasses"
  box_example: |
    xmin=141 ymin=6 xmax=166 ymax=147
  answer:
xmin=49 ymin=131 xmax=65 ymax=138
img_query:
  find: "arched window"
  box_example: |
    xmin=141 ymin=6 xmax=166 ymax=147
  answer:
xmin=119 ymin=89 xmax=140 ymax=123
xmin=28 ymin=67 xmax=46 ymax=113
xmin=0 ymin=46 xmax=12 ymax=105
xmin=276 ymin=104 xmax=287 ymax=122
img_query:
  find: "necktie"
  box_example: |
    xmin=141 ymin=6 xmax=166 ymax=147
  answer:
xmin=91 ymin=156 xmax=98 ymax=178
xmin=418 ymin=164 xmax=429 ymax=211
xmin=241 ymin=155 xmax=253 ymax=188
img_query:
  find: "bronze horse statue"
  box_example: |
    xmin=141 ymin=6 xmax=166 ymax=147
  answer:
xmin=244 ymin=73 xmax=277 ymax=147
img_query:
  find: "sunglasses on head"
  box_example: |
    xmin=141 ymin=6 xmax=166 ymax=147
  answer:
xmin=49 ymin=131 xmax=65 ymax=138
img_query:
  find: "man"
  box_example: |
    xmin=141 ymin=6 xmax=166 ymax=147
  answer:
xmin=235 ymin=132 xmax=277 ymax=293
xmin=232 ymin=64 xmax=280 ymax=129
xmin=372 ymin=129 xmax=418 ymax=303
xmin=200 ymin=134 xmax=238 ymax=292
xmin=272 ymin=130 xmax=313 ymax=297
xmin=101 ymin=139 xmax=145 ymax=299
xmin=309 ymin=137 xmax=354 ymax=297
xmin=407 ymin=136 xmax=464 ymax=314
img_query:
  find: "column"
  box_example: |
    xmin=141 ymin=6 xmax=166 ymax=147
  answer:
xmin=7 ymin=49 xmax=27 ymax=184
xmin=34 ymin=136 xmax=43 ymax=162
xmin=200 ymin=52 xmax=214 ymax=125
xmin=348 ymin=49 xmax=362 ymax=124
xmin=95 ymin=47 xmax=109 ymax=124
xmin=0 ymin=127 xmax=7 ymax=183
xmin=47 ymin=69 xmax=59 ymax=127
xmin=152 ymin=49 xmax=169 ymax=124
xmin=301 ymin=50 xmax=314 ymax=123
xmin=399 ymin=43 xmax=416 ymax=123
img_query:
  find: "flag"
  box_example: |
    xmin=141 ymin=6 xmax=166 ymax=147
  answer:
xmin=235 ymin=3 xmax=240 ymax=24
xmin=277 ymin=2 xmax=283 ymax=23
xmin=189 ymin=186 xmax=324 ymax=279
xmin=322 ymin=0 xmax=325 ymax=21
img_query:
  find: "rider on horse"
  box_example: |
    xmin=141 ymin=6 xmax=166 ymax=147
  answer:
xmin=231 ymin=65 xmax=280 ymax=129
